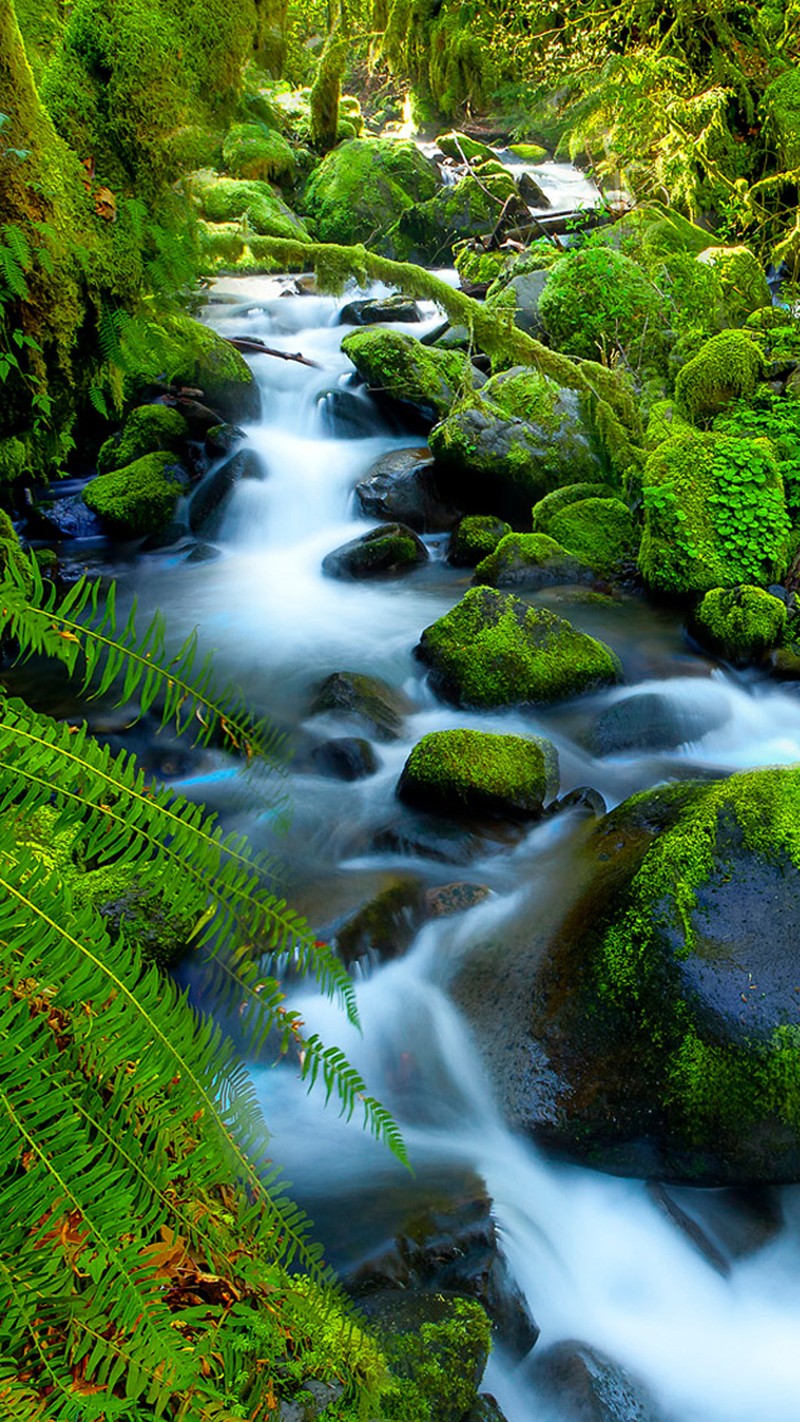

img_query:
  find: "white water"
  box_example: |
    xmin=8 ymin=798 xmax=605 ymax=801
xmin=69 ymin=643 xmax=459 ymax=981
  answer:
xmin=133 ymin=280 xmax=800 ymax=1421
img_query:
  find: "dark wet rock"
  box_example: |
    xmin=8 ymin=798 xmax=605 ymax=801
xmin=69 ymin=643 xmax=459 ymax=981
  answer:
xmin=552 ymin=786 xmax=607 ymax=818
xmin=26 ymin=492 xmax=105 ymax=541
xmin=339 ymin=294 xmax=423 ymax=325
xmin=448 ymin=515 xmax=512 ymax=568
xmin=341 ymin=326 xmax=479 ymax=430
xmin=309 ymin=671 xmax=413 ymax=742
xmin=172 ymin=396 xmax=230 ymax=434
xmin=398 ymin=729 xmax=558 ymax=820
xmin=486 ymin=270 xmax=549 ymax=339
xmin=205 ymin=422 xmax=246 ymax=456
xmin=332 ymin=877 xmax=425 ymax=966
xmin=309 ymin=736 xmax=379 ymax=781
xmin=322 ymin=522 xmax=429 ymax=580
xmin=317 ymin=387 xmax=384 ymax=439
xmin=517 ymin=171 xmax=550 ymax=208
xmin=354 ymin=447 xmax=459 ymax=533
xmin=474 ymin=532 xmax=595 ymax=590
xmin=356 ymin=1290 xmax=491 ymax=1422
xmin=590 ymin=689 xmax=729 ymax=756
xmin=417 ymin=587 xmax=622 ymax=709
xmin=646 ymin=1182 xmax=782 ymax=1274
xmin=464 ymin=1397 xmax=510 ymax=1422
xmin=525 ymin=1339 xmax=665 ymax=1422
xmin=371 ymin=816 xmax=519 ymax=866
xmin=347 ymin=1171 xmax=538 ymax=1362
xmin=188 ymin=448 xmax=263 ymax=536
xmin=424 ymin=882 xmax=491 ymax=917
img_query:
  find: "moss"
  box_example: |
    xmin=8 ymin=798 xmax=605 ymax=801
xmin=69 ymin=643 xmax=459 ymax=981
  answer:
xmin=638 ymin=429 xmax=790 ymax=595
xmin=695 ymin=245 xmax=771 ymax=325
xmin=547 ymin=497 xmax=636 ymax=575
xmin=692 ymin=585 xmax=788 ymax=663
xmin=387 ymin=172 xmax=518 ymax=265
xmin=508 ymin=142 xmax=547 ymax=162
xmin=222 ymin=122 xmax=296 ymax=182
xmin=644 ymin=399 xmax=692 ymax=450
xmin=435 ymin=131 xmax=496 ymax=163
xmin=760 ymin=66 xmax=800 ymax=171
xmin=374 ymin=1295 xmax=491 ymax=1422
xmin=83 ymin=450 xmax=184 ymax=538
xmin=13 ymin=0 xmax=64 ymax=83
xmin=417 ymin=585 xmax=621 ymax=708
xmin=448 ymin=515 xmax=511 ymax=566
xmin=531 ymin=481 xmax=612 ymax=533
xmin=0 ymin=509 xmax=34 ymax=593
xmin=474 ymin=531 xmax=592 ymax=588
xmin=97 ymin=404 xmax=189 ymax=475
xmin=674 ymin=329 xmax=765 ymax=424
xmin=398 ymin=728 xmax=557 ymax=818
xmin=301 ymin=138 xmax=440 ymax=247
xmin=454 ymin=241 xmax=507 ymax=287
xmin=341 ymin=327 xmax=470 ymax=423
xmin=123 ymin=313 xmax=260 ymax=421
xmin=538 ymin=247 xmax=669 ymax=367
xmin=189 ymin=172 xmax=310 ymax=239
xmin=322 ymin=523 xmax=427 ymax=580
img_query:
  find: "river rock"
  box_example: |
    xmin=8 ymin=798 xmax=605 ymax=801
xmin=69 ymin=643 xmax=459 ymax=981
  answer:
xmin=339 ymin=295 xmax=423 ymax=325
xmin=416 ymin=587 xmax=622 ymax=709
xmin=317 ymin=387 xmax=385 ymax=439
xmin=341 ymin=327 xmax=478 ymax=430
xmin=356 ymin=1291 xmax=491 ymax=1422
xmin=83 ymin=453 xmax=190 ymax=540
xmin=398 ymin=729 xmax=558 ymax=820
xmin=485 ymin=270 xmax=549 ymax=338
xmin=354 ymin=447 xmax=460 ymax=532
xmin=517 ymin=171 xmax=550 ymax=208
xmin=690 ymin=584 xmax=788 ymax=664
xmin=524 ymin=1340 xmax=665 ymax=1422
xmin=322 ymin=522 xmax=429 ymax=579
xmin=448 ymin=515 xmax=512 ymax=567
xmin=464 ymin=1398 xmax=510 ymax=1422
xmin=647 ymin=1182 xmax=782 ymax=1275
xmin=188 ymin=448 xmax=262 ymax=536
xmin=309 ymin=671 xmax=412 ymax=741
xmin=429 ymin=367 xmax=602 ymax=523
xmin=300 ymin=137 xmax=441 ymax=247
xmin=27 ymin=491 xmax=105 ymax=541
xmin=477 ymin=766 xmax=800 ymax=1182
xmin=332 ymin=877 xmax=425 ymax=966
xmin=474 ymin=532 xmax=595 ymax=590
xmin=424 ymin=882 xmax=491 ymax=917
xmin=205 ymin=422 xmax=246 ymax=456
xmin=309 ymin=736 xmax=379 ymax=781
xmin=589 ymin=688 xmax=730 ymax=756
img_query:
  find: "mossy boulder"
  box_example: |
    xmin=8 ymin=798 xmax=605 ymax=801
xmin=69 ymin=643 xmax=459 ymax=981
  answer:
xmin=429 ymin=368 xmax=602 ymax=523
xmin=474 ymin=532 xmax=593 ymax=589
xmin=189 ymin=172 xmax=310 ymax=241
xmin=301 ymin=138 xmax=440 ymax=246
xmin=538 ymin=248 xmax=669 ymax=366
xmin=97 ymin=405 xmax=190 ymax=476
xmin=518 ymin=768 xmax=800 ymax=1181
xmin=341 ymin=328 xmax=474 ymax=428
xmin=398 ymin=729 xmax=558 ymax=819
xmin=638 ymin=430 xmax=790 ymax=595
xmin=485 ymin=270 xmax=550 ymax=338
xmin=309 ymin=671 xmax=411 ymax=741
xmin=127 ymin=313 xmax=261 ymax=424
xmin=531 ymin=482 xmax=613 ymax=533
xmin=436 ymin=131 xmax=497 ymax=163
xmin=546 ymin=497 xmax=636 ymax=575
xmin=695 ymin=245 xmax=771 ymax=326
xmin=674 ymin=329 xmax=765 ymax=423
xmin=448 ymin=515 xmax=512 ymax=567
xmin=417 ymin=586 xmax=621 ymax=708
xmin=83 ymin=452 xmax=186 ymax=539
xmin=691 ymin=585 xmax=788 ymax=664
xmin=643 ymin=399 xmax=692 ymax=450
xmin=0 ymin=509 xmax=34 ymax=593
xmin=508 ymin=142 xmax=548 ymax=163
xmin=388 ymin=174 xmax=527 ymax=265
xmin=454 ymin=241 xmax=508 ymax=287
xmin=361 ymin=1292 xmax=491 ymax=1422
xmin=321 ymin=522 xmax=428 ymax=579
xmin=221 ymin=122 xmax=296 ymax=182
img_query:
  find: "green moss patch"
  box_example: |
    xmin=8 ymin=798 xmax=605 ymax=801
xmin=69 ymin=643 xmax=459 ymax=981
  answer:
xmin=83 ymin=451 xmax=185 ymax=538
xmin=398 ymin=728 xmax=558 ymax=819
xmin=448 ymin=515 xmax=511 ymax=567
xmin=222 ymin=122 xmax=296 ymax=182
xmin=189 ymin=172 xmax=310 ymax=239
xmin=341 ymin=328 xmax=470 ymax=425
xmin=417 ymin=586 xmax=621 ymax=708
xmin=675 ymin=329 xmax=765 ymax=424
xmin=474 ymin=532 xmax=593 ymax=589
xmin=547 ymin=497 xmax=636 ymax=575
xmin=98 ymin=404 xmax=189 ymax=475
xmin=538 ymin=247 xmax=669 ymax=366
xmin=692 ymin=585 xmax=788 ymax=664
xmin=301 ymin=138 xmax=440 ymax=246
xmin=532 ymin=481 xmax=612 ymax=533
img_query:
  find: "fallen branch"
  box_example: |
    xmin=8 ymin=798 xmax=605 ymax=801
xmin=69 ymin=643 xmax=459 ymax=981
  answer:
xmin=226 ymin=337 xmax=320 ymax=368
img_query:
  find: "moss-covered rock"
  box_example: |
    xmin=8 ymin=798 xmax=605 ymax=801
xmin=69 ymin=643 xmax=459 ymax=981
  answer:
xmin=508 ymin=142 xmax=548 ymax=162
xmin=538 ymin=247 xmax=669 ymax=366
xmin=485 ymin=270 xmax=549 ymax=339
xmin=189 ymin=171 xmax=310 ymax=240
xmin=760 ymin=66 xmax=800 ymax=172
xmin=221 ymin=121 xmax=296 ymax=181
xmin=363 ymin=1292 xmax=491 ymax=1422
xmin=692 ymin=585 xmax=788 ymax=664
xmin=429 ymin=368 xmax=602 ymax=524
xmin=126 ymin=313 xmax=261 ymax=423
xmin=638 ymin=429 xmax=790 ymax=595
xmin=341 ymin=328 xmax=473 ymax=427
xmin=301 ymin=138 xmax=440 ymax=246
xmin=83 ymin=451 xmax=186 ymax=539
xmin=454 ymin=241 xmax=508 ymax=287
xmin=0 ymin=509 xmax=34 ymax=593
xmin=417 ymin=586 xmax=621 ymax=708
xmin=448 ymin=515 xmax=511 ymax=567
xmin=398 ymin=729 xmax=558 ymax=819
xmin=643 ymin=399 xmax=692 ymax=450
xmin=521 ymin=767 xmax=800 ymax=1181
xmin=321 ymin=522 xmax=428 ymax=579
xmin=695 ymin=245 xmax=771 ymax=326
xmin=531 ymin=482 xmax=613 ymax=533
xmin=387 ymin=173 xmax=526 ymax=265
xmin=474 ymin=532 xmax=593 ymax=589
xmin=436 ymin=131 xmax=497 ymax=163
xmin=309 ymin=671 xmax=411 ymax=741
xmin=674 ymin=329 xmax=765 ymax=423
xmin=97 ymin=404 xmax=190 ymax=475
xmin=546 ymin=497 xmax=636 ymax=575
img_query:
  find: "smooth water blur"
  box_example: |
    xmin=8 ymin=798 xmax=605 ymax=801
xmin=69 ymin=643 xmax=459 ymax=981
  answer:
xmin=129 ymin=278 xmax=800 ymax=1422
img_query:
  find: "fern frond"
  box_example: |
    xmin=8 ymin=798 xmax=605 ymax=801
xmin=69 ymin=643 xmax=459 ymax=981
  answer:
xmin=301 ymin=1036 xmax=410 ymax=1167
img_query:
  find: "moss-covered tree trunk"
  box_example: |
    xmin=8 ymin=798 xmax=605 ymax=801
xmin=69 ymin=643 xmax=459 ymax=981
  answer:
xmin=253 ymin=0 xmax=289 ymax=75
xmin=309 ymin=1 xmax=348 ymax=153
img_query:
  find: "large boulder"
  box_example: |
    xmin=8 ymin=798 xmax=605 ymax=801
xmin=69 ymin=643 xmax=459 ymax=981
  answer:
xmin=674 ymin=329 xmax=765 ymax=423
xmin=387 ymin=174 xmax=529 ymax=265
xmin=189 ymin=171 xmax=310 ymax=241
xmin=525 ymin=1340 xmax=665 ymax=1422
xmin=457 ymin=767 xmax=800 ymax=1182
xmin=638 ymin=429 xmax=790 ymax=595
xmin=429 ymin=367 xmax=602 ymax=524
xmin=546 ymin=497 xmax=637 ymax=576
xmin=416 ymin=587 xmax=621 ymax=708
xmin=354 ymin=447 xmax=459 ymax=532
xmin=690 ymin=584 xmax=788 ymax=664
xmin=342 ymin=328 xmax=477 ymax=429
xmin=221 ymin=122 xmax=296 ymax=182
xmin=474 ymin=532 xmax=594 ymax=590
xmin=127 ymin=313 xmax=261 ymax=424
xmin=397 ymin=729 xmax=558 ymax=819
xmin=301 ymin=138 xmax=440 ymax=246
xmin=83 ymin=452 xmax=187 ymax=539
xmin=97 ymin=404 xmax=190 ymax=475
xmin=538 ymin=247 xmax=669 ymax=367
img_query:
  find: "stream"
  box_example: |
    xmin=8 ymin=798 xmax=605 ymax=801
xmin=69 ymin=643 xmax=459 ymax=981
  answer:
xmin=100 ymin=258 xmax=800 ymax=1421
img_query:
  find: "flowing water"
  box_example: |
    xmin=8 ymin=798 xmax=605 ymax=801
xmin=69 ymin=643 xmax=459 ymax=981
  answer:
xmin=117 ymin=276 xmax=800 ymax=1421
